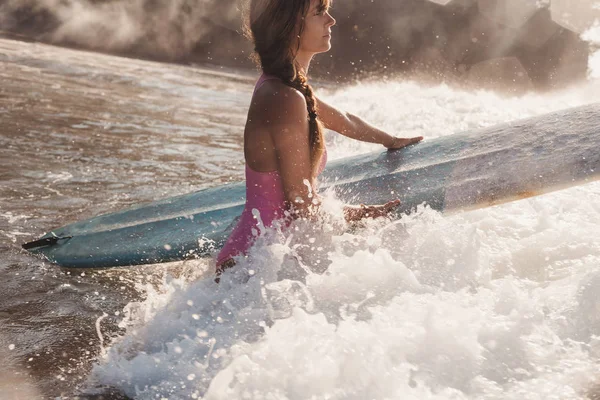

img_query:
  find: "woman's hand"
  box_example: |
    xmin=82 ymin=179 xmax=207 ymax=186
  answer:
xmin=385 ymin=136 xmax=424 ymax=150
xmin=344 ymin=200 xmax=401 ymax=223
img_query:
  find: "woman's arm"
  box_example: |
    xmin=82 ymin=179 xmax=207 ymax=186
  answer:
xmin=263 ymin=87 xmax=403 ymax=223
xmin=316 ymin=96 xmax=409 ymax=221
xmin=316 ymin=96 xmax=423 ymax=149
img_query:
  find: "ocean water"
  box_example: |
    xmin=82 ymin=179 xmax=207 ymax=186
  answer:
xmin=1 ymin=36 xmax=600 ymax=399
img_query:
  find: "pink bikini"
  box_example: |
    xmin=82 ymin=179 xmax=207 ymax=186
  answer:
xmin=216 ymin=74 xmax=327 ymax=267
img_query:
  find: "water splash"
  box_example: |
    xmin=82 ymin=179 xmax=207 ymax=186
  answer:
xmin=582 ymin=23 xmax=600 ymax=79
xmin=89 ymin=182 xmax=600 ymax=398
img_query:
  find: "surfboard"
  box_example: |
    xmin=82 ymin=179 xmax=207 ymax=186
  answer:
xmin=23 ymin=103 xmax=600 ymax=268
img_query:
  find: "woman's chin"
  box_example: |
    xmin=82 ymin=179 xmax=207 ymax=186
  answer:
xmin=317 ymin=43 xmax=332 ymax=54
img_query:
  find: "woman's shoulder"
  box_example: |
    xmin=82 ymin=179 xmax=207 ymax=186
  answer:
xmin=254 ymin=80 xmax=307 ymax=111
xmin=249 ymin=80 xmax=308 ymax=138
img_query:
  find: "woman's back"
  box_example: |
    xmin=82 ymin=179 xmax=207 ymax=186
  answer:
xmin=244 ymin=74 xmax=282 ymax=174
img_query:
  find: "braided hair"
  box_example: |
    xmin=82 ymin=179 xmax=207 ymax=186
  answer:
xmin=245 ymin=0 xmax=327 ymax=178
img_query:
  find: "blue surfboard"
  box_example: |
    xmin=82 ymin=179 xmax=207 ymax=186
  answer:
xmin=23 ymin=103 xmax=600 ymax=268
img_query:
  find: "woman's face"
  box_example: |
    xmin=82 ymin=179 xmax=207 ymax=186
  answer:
xmin=298 ymin=0 xmax=336 ymax=54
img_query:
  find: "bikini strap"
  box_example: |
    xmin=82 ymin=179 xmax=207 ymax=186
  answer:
xmin=253 ymin=73 xmax=280 ymax=94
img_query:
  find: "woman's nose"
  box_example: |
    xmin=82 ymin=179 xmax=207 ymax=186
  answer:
xmin=326 ymin=12 xmax=336 ymax=27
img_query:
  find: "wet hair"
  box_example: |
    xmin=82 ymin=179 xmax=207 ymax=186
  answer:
xmin=245 ymin=0 xmax=331 ymax=178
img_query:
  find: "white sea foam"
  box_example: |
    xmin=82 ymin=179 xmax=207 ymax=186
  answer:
xmin=89 ymin=177 xmax=600 ymax=398
xmin=89 ymin=177 xmax=600 ymax=399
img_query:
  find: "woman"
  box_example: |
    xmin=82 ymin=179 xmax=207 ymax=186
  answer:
xmin=216 ymin=0 xmax=423 ymax=275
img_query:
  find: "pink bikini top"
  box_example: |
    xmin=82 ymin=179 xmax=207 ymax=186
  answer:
xmin=245 ymin=73 xmax=327 ymax=210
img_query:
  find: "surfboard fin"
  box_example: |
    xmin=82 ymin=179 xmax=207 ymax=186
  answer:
xmin=22 ymin=235 xmax=72 ymax=250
